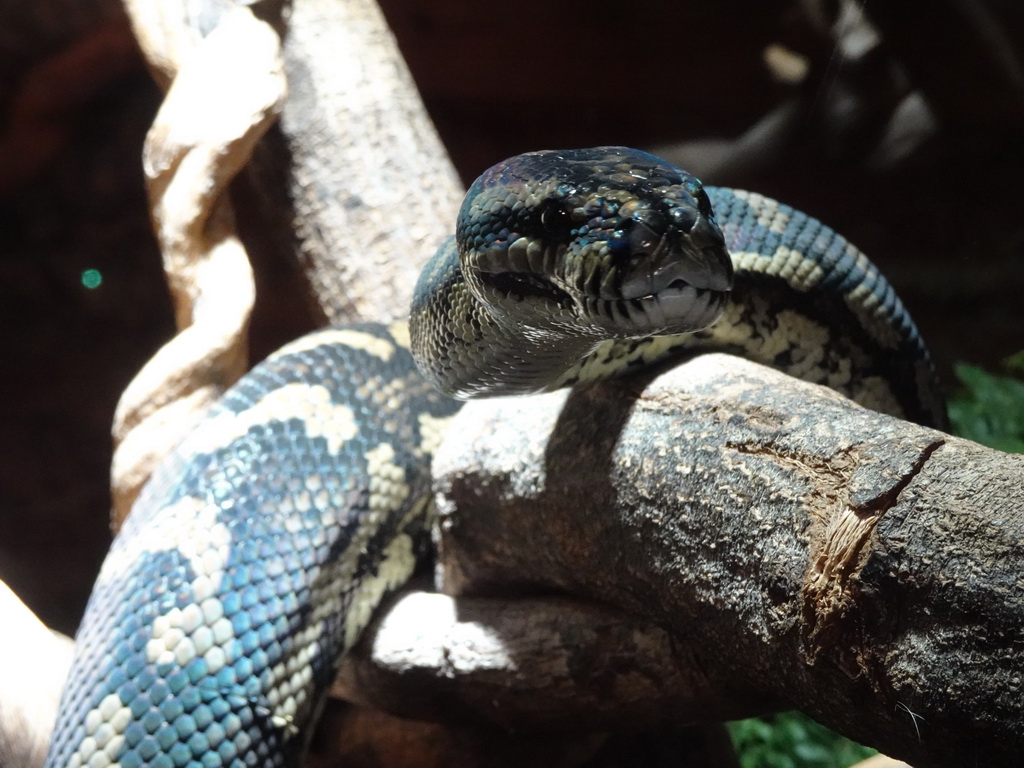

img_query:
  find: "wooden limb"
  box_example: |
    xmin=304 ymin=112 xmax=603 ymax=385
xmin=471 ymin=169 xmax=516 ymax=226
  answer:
xmin=323 ymin=354 xmax=1020 ymax=768
xmin=245 ymin=0 xmax=464 ymax=323
xmin=333 ymin=591 xmax=777 ymax=732
xmin=852 ymin=756 xmax=913 ymax=768
xmin=0 ymin=572 xmax=741 ymax=768
xmin=111 ymin=5 xmax=286 ymax=525
xmin=0 ymin=580 xmax=74 ymax=768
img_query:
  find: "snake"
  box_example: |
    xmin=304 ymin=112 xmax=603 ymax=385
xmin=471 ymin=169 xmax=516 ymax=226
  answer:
xmin=44 ymin=147 xmax=945 ymax=768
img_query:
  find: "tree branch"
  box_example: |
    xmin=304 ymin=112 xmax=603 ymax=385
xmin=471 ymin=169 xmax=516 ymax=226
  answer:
xmin=335 ymin=354 xmax=1023 ymax=768
xmin=334 ymin=591 xmax=777 ymax=732
xmin=245 ymin=0 xmax=463 ymax=324
xmin=111 ymin=4 xmax=286 ymax=523
xmin=0 ymin=580 xmax=73 ymax=768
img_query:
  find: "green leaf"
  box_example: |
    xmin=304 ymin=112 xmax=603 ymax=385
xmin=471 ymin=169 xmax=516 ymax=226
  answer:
xmin=728 ymin=713 xmax=876 ymax=768
xmin=947 ymin=355 xmax=1024 ymax=453
xmin=1004 ymin=350 xmax=1024 ymax=375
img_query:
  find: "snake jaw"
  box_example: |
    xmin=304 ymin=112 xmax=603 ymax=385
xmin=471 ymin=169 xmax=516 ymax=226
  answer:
xmin=476 ymin=269 xmax=572 ymax=308
xmin=616 ymin=200 xmax=733 ymax=293
xmin=562 ymin=207 xmax=732 ymax=336
xmin=587 ymin=283 xmax=729 ymax=336
xmin=471 ymin=238 xmax=576 ymax=318
xmin=470 ymin=225 xmax=732 ymax=337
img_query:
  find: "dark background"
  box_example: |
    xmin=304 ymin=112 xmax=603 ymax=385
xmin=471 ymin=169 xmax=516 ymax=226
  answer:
xmin=1 ymin=0 xmax=1022 ymax=634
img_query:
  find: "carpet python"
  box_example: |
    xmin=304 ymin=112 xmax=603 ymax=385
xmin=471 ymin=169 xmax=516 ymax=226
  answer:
xmin=45 ymin=147 xmax=945 ymax=768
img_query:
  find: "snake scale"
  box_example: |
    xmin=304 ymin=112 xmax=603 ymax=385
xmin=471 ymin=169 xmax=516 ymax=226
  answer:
xmin=45 ymin=147 xmax=945 ymax=768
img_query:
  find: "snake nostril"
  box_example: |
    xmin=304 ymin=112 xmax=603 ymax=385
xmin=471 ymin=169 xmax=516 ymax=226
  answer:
xmin=632 ymin=209 xmax=666 ymax=231
xmin=627 ymin=208 xmax=685 ymax=259
xmin=627 ymin=220 xmax=662 ymax=260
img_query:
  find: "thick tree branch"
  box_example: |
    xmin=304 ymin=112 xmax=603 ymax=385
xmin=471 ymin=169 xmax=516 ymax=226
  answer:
xmin=334 ymin=591 xmax=776 ymax=732
xmin=334 ymin=354 xmax=1022 ymax=768
xmin=0 ymin=580 xmax=73 ymax=768
xmin=246 ymin=0 xmax=463 ymax=324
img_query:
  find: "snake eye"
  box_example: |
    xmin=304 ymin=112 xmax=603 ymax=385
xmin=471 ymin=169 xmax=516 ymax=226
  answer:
xmin=540 ymin=202 xmax=572 ymax=233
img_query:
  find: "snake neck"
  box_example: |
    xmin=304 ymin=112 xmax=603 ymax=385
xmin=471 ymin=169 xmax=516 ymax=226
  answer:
xmin=410 ymin=191 xmax=946 ymax=429
xmin=409 ymin=238 xmax=726 ymax=400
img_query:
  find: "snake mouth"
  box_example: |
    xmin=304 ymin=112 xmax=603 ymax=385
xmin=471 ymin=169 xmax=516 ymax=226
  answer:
xmin=590 ymin=280 xmax=728 ymax=333
xmin=470 ymin=222 xmax=732 ymax=334
xmin=478 ymin=270 xmax=573 ymax=306
xmin=477 ymin=269 xmax=728 ymax=334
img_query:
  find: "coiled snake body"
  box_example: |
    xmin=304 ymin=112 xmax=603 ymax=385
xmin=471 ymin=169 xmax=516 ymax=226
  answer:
xmin=45 ymin=147 xmax=944 ymax=768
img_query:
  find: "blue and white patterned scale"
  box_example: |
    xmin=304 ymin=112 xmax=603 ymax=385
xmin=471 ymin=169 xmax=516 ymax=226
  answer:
xmin=45 ymin=324 xmax=457 ymax=768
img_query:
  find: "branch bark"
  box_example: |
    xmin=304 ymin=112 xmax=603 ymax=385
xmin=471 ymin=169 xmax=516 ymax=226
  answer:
xmin=334 ymin=354 xmax=1023 ymax=768
xmin=245 ymin=0 xmax=463 ymax=324
xmin=0 ymin=580 xmax=74 ymax=768
xmin=334 ymin=590 xmax=769 ymax=732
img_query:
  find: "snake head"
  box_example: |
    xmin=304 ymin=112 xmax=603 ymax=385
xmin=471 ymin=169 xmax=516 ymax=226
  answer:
xmin=458 ymin=146 xmax=733 ymax=338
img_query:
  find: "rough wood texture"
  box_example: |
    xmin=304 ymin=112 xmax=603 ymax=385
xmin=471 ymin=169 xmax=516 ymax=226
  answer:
xmin=307 ymin=701 xmax=740 ymax=768
xmin=852 ymin=756 xmax=913 ymax=768
xmin=333 ymin=591 xmax=769 ymax=731
xmin=338 ymin=353 xmax=1022 ymax=768
xmin=247 ymin=0 xmax=463 ymax=323
xmin=7 ymin=1 xmax=1019 ymax=766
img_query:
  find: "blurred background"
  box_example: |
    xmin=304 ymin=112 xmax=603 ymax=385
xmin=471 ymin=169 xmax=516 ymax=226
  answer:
xmin=0 ymin=0 xmax=1020 ymax=662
